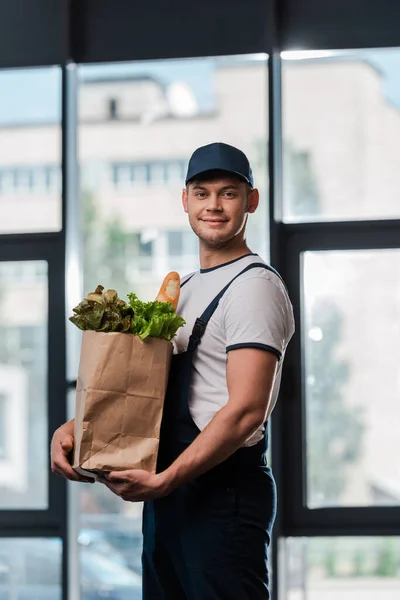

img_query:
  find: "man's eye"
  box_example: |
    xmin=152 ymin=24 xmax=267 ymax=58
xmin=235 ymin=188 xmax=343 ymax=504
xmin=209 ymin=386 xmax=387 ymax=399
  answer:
xmin=195 ymin=192 xmax=206 ymax=198
xmin=223 ymin=192 xmax=235 ymax=198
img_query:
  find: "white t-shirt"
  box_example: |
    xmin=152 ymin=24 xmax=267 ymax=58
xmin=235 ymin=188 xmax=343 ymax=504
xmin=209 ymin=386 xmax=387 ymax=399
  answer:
xmin=174 ymin=253 xmax=295 ymax=447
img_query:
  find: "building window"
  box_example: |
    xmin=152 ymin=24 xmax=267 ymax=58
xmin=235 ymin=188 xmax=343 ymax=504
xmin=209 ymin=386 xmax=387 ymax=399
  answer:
xmin=0 ymin=394 xmax=7 ymax=460
xmin=111 ymin=160 xmax=186 ymax=188
xmin=166 ymin=161 xmax=184 ymax=183
xmin=149 ymin=163 xmax=166 ymax=184
xmin=167 ymin=231 xmax=184 ymax=256
xmin=45 ymin=166 xmax=61 ymax=192
xmin=108 ymin=98 xmax=118 ymax=120
xmin=113 ymin=164 xmax=133 ymax=187
xmin=0 ymin=166 xmax=60 ymax=196
xmin=132 ymin=164 xmax=149 ymax=184
xmin=14 ymin=169 xmax=32 ymax=190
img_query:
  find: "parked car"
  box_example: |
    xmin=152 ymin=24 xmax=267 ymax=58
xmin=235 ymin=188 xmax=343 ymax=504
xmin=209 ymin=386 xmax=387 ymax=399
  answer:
xmin=78 ymin=528 xmax=143 ymax=576
xmin=80 ymin=550 xmax=142 ymax=600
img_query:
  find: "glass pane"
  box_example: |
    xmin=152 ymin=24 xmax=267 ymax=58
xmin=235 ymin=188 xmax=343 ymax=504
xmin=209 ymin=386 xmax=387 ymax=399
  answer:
xmin=77 ymin=486 xmax=143 ymax=599
xmin=0 ymin=538 xmax=62 ymax=598
xmin=68 ymin=387 xmax=143 ymax=598
xmin=68 ymin=390 xmax=142 ymax=600
xmin=303 ymin=249 xmax=400 ymax=508
xmin=0 ymin=67 xmax=62 ymax=233
xmin=77 ymin=55 xmax=268 ymax=302
xmin=281 ymin=537 xmax=400 ymax=600
xmin=71 ymin=55 xmax=269 ymax=596
xmin=282 ymin=48 xmax=400 ymax=222
xmin=0 ymin=261 xmax=48 ymax=508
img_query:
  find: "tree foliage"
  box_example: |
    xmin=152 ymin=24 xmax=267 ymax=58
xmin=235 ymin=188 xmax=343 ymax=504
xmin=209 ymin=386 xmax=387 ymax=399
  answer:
xmin=306 ymin=299 xmax=364 ymax=506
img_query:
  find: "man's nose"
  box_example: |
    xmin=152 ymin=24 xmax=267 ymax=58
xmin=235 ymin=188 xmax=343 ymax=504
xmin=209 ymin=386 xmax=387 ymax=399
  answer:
xmin=205 ymin=193 xmax=222 ymax=210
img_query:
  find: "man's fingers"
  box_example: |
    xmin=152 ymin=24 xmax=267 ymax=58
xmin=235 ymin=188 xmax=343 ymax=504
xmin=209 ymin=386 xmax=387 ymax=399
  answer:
xmin=51 ymin=430 xmax=93 ymax=484
xmin=99 ymin=476 xmax=129 ymax=494
xmin=98 ymin=476 xmax=121 ymax=488
xmin=52 ymin=463 xmax=79 ymax=481
xmin=52 ymin=461 xmax=79 ymax=481
xmin=105 ymin=471 xmax=130 ymax=482
xmin=98 ymin=478 xmax=122 ymax=495
xmin=52 ymin=456 xmax=93 ymax=483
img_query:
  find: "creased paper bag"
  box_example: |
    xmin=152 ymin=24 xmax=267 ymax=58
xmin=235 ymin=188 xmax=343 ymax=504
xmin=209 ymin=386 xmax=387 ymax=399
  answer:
xmin=73 ymin=330 xmax=172 ymax=477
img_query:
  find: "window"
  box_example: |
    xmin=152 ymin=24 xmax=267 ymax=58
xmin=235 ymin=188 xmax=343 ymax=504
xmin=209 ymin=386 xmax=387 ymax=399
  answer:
xmin=14 ymin=168 xmax=32 ymax=190
xmin=112 ymin=160 xmax=187 ymax=188
xmin=302 ymin=249 xmax=400 ymax=508
xmin=132 ymin=164 xmax=149 ymax=184
xmin=114 ymin=164 xmax=133 ymax=186
xmin=45 ymin=165 xmax=61 ymax=193
xmin=71 ymin=54 xmax=269 ymax=596
xmin=109 ymin=97 xmax=118 ymax=119
xmin=149 ymin=162 xmax=166 ymax=184
xmin=167 ymin=230 xmax=184 ymax=255
xmin=281 ymin=537 xmax=400 ymax=600
xmin=0 ymin=260 xmax=48 ymax=509
xmin=280 ymin=48 xmax=400 ymax=589
xmin=0 ymin=394 xmax=7 ymax=460
xmin=166 ymin=230 xmax=199 ymax=273
xmin=282 ymin=48 xmax=400 ymax=222
xmin=0 ymin=538 xmax=62 ymax=593
xmin=0 ymin=67 xmax=61 ymax=233
xmin=0 ymin=165 xmax=60 ymax=196
xmin=165 ymin=161 xmax=184 ymax=183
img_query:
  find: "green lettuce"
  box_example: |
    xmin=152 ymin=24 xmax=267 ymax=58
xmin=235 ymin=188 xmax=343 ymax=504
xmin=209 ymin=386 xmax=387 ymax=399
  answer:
xmin=69 ymin=285 xmax=185 ymax=341
xmin=128 ymin=293 xmax=185 ymax=341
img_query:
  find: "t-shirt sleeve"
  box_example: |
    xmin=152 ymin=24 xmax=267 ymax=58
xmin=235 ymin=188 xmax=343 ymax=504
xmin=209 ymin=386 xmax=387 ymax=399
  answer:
xmin=221 ymin=275 xmax=294 ymax=360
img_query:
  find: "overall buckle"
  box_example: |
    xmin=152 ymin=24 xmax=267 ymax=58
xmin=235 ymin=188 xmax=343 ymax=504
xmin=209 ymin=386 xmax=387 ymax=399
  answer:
xmin=191 ymin=317 xmax=207 ymax=341
xmin=188 ymin=318 xmax=207 ymax=351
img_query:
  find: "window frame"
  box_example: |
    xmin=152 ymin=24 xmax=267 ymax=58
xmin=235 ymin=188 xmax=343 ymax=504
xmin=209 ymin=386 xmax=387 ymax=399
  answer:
xmin=0 ymin=238 xmax=67 ymax=532
xmin=0 ymin=2 xmax=400 ymax=600
xmin=274 ymin=221 xmax=400 ymax=537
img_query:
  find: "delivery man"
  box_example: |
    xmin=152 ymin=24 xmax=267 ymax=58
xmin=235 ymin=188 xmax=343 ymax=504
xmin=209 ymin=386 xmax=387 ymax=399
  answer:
xmin=51 ymin=142 xmax=294 ymax=599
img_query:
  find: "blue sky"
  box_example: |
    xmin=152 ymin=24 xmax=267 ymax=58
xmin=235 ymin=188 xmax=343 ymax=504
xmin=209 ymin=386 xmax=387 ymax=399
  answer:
xmin=0 ymin=50 xmax=399 ymax=125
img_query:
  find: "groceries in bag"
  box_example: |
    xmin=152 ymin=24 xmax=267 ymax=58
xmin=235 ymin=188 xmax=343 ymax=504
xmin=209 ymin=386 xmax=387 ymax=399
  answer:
xmin=69 ymin=272 xmax=185 ymax=478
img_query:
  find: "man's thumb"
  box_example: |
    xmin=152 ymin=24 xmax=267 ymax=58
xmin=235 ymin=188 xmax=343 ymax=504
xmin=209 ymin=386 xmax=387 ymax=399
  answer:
xmin=61 ymin=436 xmax=73 ymax=451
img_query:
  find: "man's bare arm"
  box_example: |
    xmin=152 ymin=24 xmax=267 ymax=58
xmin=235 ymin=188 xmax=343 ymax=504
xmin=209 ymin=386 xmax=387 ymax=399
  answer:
xmin=159 ymin=347 xmax=278 ymax=493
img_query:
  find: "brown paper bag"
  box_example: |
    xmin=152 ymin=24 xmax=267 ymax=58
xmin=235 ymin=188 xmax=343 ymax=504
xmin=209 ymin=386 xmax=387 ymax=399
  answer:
xmin=73 ymin=330 xmax=172 ymax=477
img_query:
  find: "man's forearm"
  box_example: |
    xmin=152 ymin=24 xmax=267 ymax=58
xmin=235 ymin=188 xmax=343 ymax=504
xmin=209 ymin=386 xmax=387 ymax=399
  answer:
xmin=159 ymin=405 xmax=264 ymax=493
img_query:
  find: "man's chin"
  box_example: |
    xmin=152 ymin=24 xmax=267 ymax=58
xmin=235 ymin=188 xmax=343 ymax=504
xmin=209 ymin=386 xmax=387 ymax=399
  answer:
xmin=198 ymin=234 xmax=231 ymax=250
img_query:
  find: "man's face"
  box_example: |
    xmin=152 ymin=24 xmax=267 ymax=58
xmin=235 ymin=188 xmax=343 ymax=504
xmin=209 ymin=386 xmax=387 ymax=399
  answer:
xmin=182 ymin=175 xmax=259 ymax=249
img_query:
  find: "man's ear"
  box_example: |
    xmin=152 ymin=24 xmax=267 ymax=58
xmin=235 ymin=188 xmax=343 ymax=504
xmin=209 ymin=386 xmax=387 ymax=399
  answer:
xmin=247 ymin=188 xmax=259 ymax=214
xmin=182 ymin=188 xmax=189 ymax=213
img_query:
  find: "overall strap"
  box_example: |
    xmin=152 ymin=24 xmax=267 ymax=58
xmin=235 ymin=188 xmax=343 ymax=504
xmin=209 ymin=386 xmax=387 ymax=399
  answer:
xmin=187 ymin=262 xmax=283 ymax=352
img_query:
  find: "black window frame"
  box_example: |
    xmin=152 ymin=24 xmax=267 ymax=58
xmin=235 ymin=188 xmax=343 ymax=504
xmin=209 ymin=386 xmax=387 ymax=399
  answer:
xmin=0 ymin=2 xmax=400 ymax=600
xmin=276 ymin=220 xmax=400 ymax=538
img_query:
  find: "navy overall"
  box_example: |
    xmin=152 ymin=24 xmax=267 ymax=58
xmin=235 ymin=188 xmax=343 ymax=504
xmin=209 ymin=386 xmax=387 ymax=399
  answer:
xmin=142 ymin=263 xmax=278 ymax=599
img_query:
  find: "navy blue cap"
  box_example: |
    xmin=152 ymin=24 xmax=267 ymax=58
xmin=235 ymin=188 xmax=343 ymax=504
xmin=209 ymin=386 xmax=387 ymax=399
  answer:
xmin=185 ymin=142 xmax=254 ymax=187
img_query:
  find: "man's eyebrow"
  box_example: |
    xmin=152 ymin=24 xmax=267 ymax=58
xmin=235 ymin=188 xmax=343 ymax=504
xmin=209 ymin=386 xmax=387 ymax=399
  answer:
xmin=191 ymin=184 xmax=240 ymax=191
xmin=220 ymin=185 xmax=240 ymax=191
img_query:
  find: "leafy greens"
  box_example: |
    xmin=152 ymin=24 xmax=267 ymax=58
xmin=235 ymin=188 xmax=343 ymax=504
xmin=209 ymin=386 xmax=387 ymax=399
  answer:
xmin=128 ymin=293 xmax=185 ymax=341
xmin=69 ymin=285 xmax=185 ymax=341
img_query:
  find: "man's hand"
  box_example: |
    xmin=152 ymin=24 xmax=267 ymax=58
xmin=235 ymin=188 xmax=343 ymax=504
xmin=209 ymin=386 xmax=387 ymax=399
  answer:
xmin=50 ymin=423 xmax=94 ymax=483
xmin=98 ymin=469 xmax=169 ymax=502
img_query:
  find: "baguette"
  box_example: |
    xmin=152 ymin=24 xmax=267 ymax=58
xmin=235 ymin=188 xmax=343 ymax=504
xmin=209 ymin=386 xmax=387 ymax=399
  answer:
xmin=155 ymin=271 xmax=180 ymax=310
